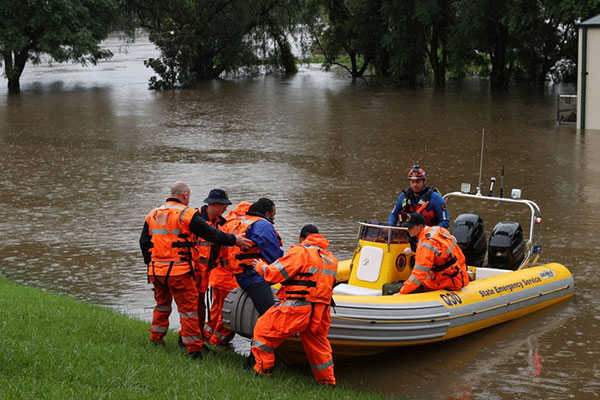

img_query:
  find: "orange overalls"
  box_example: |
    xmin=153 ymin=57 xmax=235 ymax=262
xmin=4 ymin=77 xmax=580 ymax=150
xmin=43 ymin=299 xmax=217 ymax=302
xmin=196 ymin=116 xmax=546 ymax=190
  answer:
xmin=251 ymin=233 xmax=338 ymax=385
xmin=400 ymin=226 xmax=469 ymax=294
xmin=145 ymin=201 xmax=204 ymax=353
xmin=191 ymin=206 xmax=225 ymax=332
xmin=204 ymin=202 xmax=250 ymax=346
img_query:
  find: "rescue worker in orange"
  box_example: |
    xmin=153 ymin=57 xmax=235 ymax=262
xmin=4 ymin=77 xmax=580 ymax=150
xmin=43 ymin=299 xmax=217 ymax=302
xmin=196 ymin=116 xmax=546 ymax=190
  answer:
xmin=249 ymin=224 xmax=338 ymax=386
xmin=397 ymin=213 xmax=469 ymax=294
xmin=204 ymin=201 xmax=251 ymax=347
xmin=227 ymin=198 xmax=283 ymax=315
xmin=191 ymin=189 xmax=231 ymax=335
xmin=388 ymin=165 xmax=449 ymax=228
xmin=139 ymin=181 xmax=250 ymax=359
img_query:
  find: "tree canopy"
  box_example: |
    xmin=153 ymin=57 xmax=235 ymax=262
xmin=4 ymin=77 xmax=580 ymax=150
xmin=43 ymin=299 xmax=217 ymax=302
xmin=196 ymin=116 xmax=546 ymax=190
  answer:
xmin=2 ymin=0 xmax=600 ymax=91
xmin=128 ymin=0 xmax=303 ymax=89
xmin=0 ymin=0 xmax=120 ymax=93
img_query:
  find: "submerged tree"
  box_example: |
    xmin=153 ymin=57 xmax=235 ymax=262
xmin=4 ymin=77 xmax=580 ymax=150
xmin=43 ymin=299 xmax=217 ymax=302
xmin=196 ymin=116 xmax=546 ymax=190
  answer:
xmin=129 ymin=0 xmax=303 ymax=89
xmin=0 ymin=0 xmax=119 ymax=93
xmin=508 ymin=0 xmax=600 ymax=86
xmin=308 ymin=0 xmax=386 ymax=78
xmin=381 ymin=0 xmax=428 ymax=84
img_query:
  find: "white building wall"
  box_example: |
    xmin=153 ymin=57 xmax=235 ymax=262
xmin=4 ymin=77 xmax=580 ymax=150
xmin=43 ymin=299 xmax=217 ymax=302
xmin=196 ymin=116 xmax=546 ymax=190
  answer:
xmin=586 ymin=28 xmax=600 ymax=130
xmin=577 ymin=30 xmax=583 ymax=129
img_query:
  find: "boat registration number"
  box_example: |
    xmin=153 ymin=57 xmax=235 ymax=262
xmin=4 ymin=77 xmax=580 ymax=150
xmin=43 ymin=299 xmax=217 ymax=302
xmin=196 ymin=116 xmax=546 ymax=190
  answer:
xmin=440 ymin=292 xmax=462 ymax=306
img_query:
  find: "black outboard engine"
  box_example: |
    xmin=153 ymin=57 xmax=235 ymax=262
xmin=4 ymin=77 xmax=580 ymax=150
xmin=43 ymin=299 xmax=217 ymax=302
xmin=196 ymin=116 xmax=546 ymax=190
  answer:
xmin=488 ymin=221 xmax=525 ymax=270
xmin=451 ymin=214 xmax=486 ymax=267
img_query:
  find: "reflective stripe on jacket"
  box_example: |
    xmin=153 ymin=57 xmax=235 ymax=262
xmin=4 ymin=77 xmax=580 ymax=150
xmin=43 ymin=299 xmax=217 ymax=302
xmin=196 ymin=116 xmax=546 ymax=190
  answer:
xmin=145 ymin=201 xmax=196 ymax=276
xmin=255 ymin=234 xmax=338 ymax=304
xmin=400 ymin=226 xmax=469 ymax=294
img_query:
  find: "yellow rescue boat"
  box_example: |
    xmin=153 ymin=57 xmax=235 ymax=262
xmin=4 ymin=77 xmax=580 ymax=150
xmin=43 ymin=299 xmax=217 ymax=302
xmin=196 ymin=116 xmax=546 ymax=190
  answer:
xmin=223 ymin=190 xmax=574 ymax=361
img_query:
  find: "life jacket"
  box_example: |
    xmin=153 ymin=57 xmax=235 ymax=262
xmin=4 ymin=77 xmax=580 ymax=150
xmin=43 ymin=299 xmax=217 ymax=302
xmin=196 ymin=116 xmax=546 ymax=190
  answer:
xmin=191 ymin=206 xmax=226 ymax=273
xmin=414 ymin=226 xmax=468 ymax=292
xmin=210 ymin=202 xmax=252 ymax=289
xmin=275 ymin=234 xmax=338 ymax=305
xmin=401 ymin=186 xmax=439 ymax=226
xmin=227 ymin=214 xmax=282 ymax=275
xmin=145 ymin=200 xmax=197 ymax=277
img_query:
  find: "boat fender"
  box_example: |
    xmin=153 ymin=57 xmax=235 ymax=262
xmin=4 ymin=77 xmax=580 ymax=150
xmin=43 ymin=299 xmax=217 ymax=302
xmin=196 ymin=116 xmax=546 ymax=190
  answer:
xmin=221 ymin=287 xmax=263 ymax=339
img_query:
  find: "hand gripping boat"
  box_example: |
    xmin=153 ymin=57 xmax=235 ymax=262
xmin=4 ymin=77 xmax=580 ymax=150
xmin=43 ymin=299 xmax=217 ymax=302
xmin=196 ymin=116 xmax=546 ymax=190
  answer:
xmin=222 ymin=190 xmax=574 ymax=361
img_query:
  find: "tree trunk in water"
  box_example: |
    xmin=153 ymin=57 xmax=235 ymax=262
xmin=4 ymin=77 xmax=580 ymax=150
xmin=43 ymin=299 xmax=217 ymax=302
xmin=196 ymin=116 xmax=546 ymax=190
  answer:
xmin=489 ymin=22 xmax=509 ymax=90
xmin=275 ymin=35 xmax=297 ymax=74
xmin=4 ymin=50 xmax=27 ymax=94
xmin=376 ymin=48 xmax=390 ymax=77
xmin=7 ymin=77 xmax=21 ymax=93
xmin=349 ymin=51 xmax=359 ymax=78
xmin=429 ymin=24 xmax=446 ymax=88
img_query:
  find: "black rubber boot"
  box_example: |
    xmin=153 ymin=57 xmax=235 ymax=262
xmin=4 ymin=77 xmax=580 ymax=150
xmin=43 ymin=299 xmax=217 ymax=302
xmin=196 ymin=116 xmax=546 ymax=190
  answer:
xmin=243 ymin=353 xmax=256 ymax=370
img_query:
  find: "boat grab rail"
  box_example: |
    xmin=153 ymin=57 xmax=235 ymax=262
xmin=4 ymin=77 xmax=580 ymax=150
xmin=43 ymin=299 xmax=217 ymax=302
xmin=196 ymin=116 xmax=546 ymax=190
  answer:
xmin=443 ymin=191 xmax=543 ymax=269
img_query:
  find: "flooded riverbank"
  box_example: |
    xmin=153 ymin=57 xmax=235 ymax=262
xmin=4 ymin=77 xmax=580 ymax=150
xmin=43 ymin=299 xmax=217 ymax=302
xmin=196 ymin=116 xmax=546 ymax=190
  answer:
xmin=1 ymin=34 xmax=598 ymax=399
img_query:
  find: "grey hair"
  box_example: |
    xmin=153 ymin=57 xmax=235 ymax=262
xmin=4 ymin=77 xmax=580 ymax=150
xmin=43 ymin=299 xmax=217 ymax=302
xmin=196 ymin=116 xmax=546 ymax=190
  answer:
xmin=170 ymin=181 xmax=190 ymax=196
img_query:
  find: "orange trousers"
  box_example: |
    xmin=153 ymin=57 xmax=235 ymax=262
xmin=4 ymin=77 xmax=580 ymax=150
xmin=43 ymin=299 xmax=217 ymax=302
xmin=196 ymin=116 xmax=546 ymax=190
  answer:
xmin=251 ymin=302 xmax=335 ymax=385
xmin=204 ymin=287 xmax=235 ymax=345
xmin=149 ymin=274 xmax=204 ymax=353
xmin=195 ymin=266 xmax=209 ymax=333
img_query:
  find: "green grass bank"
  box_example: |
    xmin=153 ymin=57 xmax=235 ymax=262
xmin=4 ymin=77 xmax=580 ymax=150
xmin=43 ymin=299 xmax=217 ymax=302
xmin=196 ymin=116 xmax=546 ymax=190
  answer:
xmin=0 ymin=277 xmax=386 ymax=400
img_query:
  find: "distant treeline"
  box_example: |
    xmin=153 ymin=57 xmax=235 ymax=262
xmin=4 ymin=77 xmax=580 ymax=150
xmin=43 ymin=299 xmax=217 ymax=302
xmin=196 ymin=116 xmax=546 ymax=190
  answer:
xmin=127 ymin=0 xmax=600 ymax=89
xmin=2 ymin=0 xmax=600 ymax=93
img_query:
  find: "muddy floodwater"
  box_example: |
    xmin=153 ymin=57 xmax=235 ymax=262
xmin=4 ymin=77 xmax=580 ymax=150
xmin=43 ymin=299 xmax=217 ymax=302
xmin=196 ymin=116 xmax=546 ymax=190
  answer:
xmin=1 ymin=35 xmax=598 ymax=399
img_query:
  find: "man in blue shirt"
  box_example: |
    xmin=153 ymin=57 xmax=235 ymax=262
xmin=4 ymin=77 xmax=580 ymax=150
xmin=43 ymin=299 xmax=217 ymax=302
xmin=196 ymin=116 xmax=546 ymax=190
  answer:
xmin=233 ymin=198 xmax=283 ymax=315
xmin=387 ymin=165 xmax=449 ymax=228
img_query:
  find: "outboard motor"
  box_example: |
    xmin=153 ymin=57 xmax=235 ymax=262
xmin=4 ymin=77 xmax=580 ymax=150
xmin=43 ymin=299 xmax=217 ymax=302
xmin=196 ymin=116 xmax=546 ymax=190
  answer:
xmin=451 ymin=213 xmax=486 ymax=267
xmin=488 ymin=221 xmax=525 ymax=270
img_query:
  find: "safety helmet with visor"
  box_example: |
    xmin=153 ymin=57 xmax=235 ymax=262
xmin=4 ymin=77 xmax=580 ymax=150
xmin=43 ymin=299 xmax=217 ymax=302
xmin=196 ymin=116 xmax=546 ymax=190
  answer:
xmin=407 ymin=165 xmax=426 ymax=180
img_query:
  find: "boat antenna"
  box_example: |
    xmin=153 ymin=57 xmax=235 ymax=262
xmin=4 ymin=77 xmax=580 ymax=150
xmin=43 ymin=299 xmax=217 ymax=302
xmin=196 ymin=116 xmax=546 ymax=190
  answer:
xmin=499 ymin=162 xmax=505 ymax=198
xmin=476 ymin=129 xmax=485 ymax=195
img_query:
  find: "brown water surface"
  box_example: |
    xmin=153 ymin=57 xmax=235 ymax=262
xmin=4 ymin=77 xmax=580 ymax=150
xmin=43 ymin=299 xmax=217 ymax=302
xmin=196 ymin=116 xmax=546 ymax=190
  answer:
xmin=1 ymin=35 xmax=598 ymax=399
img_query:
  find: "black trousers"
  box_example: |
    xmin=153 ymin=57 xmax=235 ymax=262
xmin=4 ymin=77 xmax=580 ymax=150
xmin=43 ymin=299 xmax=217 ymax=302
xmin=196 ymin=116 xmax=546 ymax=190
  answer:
xmin=235 ymin=272 xmax=275 ymax=315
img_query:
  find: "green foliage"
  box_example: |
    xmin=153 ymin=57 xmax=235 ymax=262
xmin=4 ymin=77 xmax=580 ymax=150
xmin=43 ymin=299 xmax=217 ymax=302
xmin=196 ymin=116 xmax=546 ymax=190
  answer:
xmin=381 ymin=0 xmax=427 ymax=83
xmin=131 ymin=0 xmax=305 ymax=89
xmin=0 ymin=277 xmax=385 ymax=400
xmin=0 ymin=0 xmax=120 ymax=92
xmin=451 ymin=0 xmax=600 ymax=87
xmin=308 ymin=0 xmax=386 ymax=78
xmin=3 ymin=0 xmax=598 ymax=90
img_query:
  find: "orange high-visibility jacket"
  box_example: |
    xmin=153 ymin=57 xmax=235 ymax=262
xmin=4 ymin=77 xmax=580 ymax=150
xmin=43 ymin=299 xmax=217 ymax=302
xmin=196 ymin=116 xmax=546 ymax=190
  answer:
xmin=210 ymin=202 xmax=252 ymax=289
xmin=191 ymin=207 xmax=225 ymax=274
xmin=145 ymin=200 xmax=197 ymax=277
xmin=255 ymin=234 xmax=338 ymax=305
xmin=401 ymin=226 xmax=469 ymax=294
